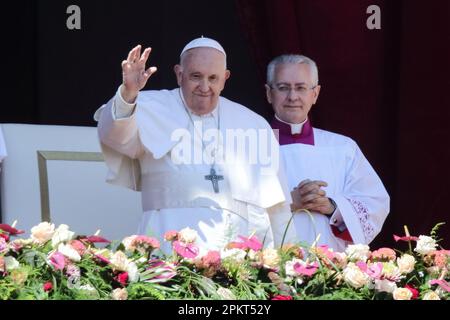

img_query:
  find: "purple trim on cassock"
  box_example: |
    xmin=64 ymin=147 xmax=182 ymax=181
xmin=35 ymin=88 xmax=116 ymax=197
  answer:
xmin=270 ymin=117 xmax=315 ymax=146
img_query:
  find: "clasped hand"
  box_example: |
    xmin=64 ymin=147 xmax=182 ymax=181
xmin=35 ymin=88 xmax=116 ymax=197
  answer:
xmin=290 ymin=179 xmax=335 ymax=215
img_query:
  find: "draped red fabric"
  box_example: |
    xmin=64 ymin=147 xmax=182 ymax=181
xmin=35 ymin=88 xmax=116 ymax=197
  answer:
xmin=236 ymin=0 xmax=450 ymax=248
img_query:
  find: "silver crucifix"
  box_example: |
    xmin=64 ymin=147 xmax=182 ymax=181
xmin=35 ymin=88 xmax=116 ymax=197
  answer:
xmin=205 ymin=167 xmax=224 ymax=193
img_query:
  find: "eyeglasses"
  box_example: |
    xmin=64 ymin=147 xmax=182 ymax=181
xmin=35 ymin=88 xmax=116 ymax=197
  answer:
xmin=270 ymin=84 xmax=317 ymax=95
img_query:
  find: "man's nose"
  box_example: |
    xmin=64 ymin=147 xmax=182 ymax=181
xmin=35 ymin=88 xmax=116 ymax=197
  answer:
xmin=199 ymin=79 xmax=209 ymax=92
xmin=287 ymin=88 xmax=300 ymax=101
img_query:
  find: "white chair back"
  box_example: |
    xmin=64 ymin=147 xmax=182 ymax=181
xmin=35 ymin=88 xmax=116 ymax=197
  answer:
xmin=0 ymin=123 xmax=142 ymax=241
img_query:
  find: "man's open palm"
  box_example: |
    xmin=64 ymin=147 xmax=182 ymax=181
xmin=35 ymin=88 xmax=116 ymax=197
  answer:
xmin=121 ymin=45 xmax=157 ymax=103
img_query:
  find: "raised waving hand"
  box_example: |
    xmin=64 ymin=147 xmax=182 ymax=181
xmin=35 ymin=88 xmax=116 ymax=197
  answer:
xmin=121 ymin=45 xmax=157 ymax=103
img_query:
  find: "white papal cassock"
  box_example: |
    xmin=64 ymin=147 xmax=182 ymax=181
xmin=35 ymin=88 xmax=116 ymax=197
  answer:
xmin=273 ymin=117 xmax=390 ymax=252
xmin=94 ymin=87 xmax=296 ymax=252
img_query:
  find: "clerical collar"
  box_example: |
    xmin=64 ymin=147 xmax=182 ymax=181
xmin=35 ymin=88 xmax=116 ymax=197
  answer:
xmin=274 ymin=115 xmax=307 ymax=134
xmin=188 ymin=106 xmax=218 ymax=120
xmin=271 ymin=116 xmax=315 ymax=146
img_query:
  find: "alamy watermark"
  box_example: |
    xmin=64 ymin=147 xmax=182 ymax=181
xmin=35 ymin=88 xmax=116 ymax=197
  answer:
xmin=170 ymin=122 xmax=280 ymax=175
xmin=66 ymin=5 xmax=81 ymax=30
xmin=366 ymin=5 xmax=381 ymax=30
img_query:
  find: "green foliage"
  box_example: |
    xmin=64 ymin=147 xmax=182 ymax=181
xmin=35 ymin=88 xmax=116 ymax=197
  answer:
xmin=0 ymin=222 xmax=448 ymax=300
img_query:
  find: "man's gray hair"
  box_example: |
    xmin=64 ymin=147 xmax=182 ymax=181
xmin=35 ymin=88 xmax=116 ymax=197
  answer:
xmin=266 ymin=54 xmax=319 ymax=86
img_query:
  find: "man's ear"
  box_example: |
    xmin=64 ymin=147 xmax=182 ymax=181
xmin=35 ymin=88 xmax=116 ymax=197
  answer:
xmin=265 ymin=84 xmax=272 ymax=104
xmin=312 ymin=85 xmax=321 ymax=104
xmin=219 ymin=70 xmax=231 ymax=91
xmin=174 ymin=64 xmax=182 ymax=86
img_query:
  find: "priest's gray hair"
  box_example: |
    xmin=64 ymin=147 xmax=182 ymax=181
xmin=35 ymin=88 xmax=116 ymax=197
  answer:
xmin=266 ymin=54 xmax=318 ymax=86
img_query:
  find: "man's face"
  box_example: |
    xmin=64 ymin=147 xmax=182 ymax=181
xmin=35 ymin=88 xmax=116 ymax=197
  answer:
xmin=174 ymin=47 xmax=230 ymax=115
xmin=266 ymin=63 xmax=320 ymax=124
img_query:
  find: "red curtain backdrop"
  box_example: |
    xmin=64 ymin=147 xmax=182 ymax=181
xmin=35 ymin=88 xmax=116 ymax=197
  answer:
xmin=236 ymin=0 xmax=450 ymax=248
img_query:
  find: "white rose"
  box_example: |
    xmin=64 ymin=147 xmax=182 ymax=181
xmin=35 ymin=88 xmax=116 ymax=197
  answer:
xmin=111 ymin=288 xmax=128 ymax=300
xmin=375 ymin=279 xmax=398 ymax=293
xmin=393 ymin=287 xmax=413 ymax=300
xmin=121 ymin=235 xmax=138 ymax=252
xmin=217 ymin=287 xmax=236 ymax=300
xmin=342 ymin=262 xmax=370 ymax=288
xmin=220 ymin=248 xmax=247 ymax=262
xmin=31 ymin=222 xmax=55 ymax=244
xmin=127 ymin=261 xmax=139 ymax=283
xmin=414 ymin=235 xmax=437 ymax=255
xmin=422 ymin=291 xmax=440 ymax=300
xmin=57 ymin=243 xmax=81 ymax=262
xmin=333 ymin=252 xmax=348 ymax=269
xmin=397 ymin=254 xmax=416 ymax=274
xmin=178 ymin=227 xmax=198 ymax=243
xmin=51 ymin=224 xmax=75 ymax=248
xmin=110 ymin=251 xmax=130 ymax=272
xmin=345 ymin=244 xmax=371 ymax=262
xmin=261 ymin=248 xmax=280 ymax=268
xmin=4 ymin=256 xmax=20 ymax=271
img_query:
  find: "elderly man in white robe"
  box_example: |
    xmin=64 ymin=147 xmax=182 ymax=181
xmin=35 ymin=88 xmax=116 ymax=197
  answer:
xmin=266 ymin=54 xmax=390 ymax=252
xmin=94 ymin=38 xmax=295 ymax=252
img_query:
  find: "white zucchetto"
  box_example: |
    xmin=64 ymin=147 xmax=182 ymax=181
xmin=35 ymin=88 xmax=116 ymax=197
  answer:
xmin=180 ymin=36 xmax=226 ymax=58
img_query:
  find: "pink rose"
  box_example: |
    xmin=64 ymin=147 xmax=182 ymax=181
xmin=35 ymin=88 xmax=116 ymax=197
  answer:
xmin=371 ymin=248 xmax=396 ymax=261
xmin=164 ymin=230 xmax=179 ymax=242
xmin=116 ymin=272 xmax=129 ymax=286
xmin=201 ymin=250 xmax=221 ymax=268
xmin=405 ymin=284 xmax=419 ymax=299
xmin=272 ymin=295 xmax=293 ymax=300
xmin=43 ymin=282 xmax=53 ymax=292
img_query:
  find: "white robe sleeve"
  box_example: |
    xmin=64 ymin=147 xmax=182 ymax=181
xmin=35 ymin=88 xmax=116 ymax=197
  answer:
xmin=93 ymin=86 xmax=145 ymax=191
xmin=0 ymin=126 xmax=7 ymax=172
xmin=332 ymin=142 xmax=390 ymax=245
xmin=267 ymin=153 xmax=297 ymax=247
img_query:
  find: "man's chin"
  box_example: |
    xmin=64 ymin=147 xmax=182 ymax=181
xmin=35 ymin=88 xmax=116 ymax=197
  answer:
xmin=191 ymin=104 xmax=215 ymax=115
xmin=283 ymin=112 xmax=305 ymax=123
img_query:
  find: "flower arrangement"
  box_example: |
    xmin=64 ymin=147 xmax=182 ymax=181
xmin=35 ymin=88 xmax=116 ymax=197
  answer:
xmin=0 ymin=221 xmax=448 ymax=300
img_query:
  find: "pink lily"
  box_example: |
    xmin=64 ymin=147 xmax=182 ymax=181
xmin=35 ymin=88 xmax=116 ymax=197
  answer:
xmin=173 ymin=240 xmax=199 ymax=259
xmin=228 ymin=235 xmax=263 ymax=251
xmin=393 ymin=234 xmax=418 ymax=242
xmin=0 ymin=224 xmax=25 ymax=236
xmin=80 ymin=235 xmax=111 ymax=244
xmin=429 ymin=279 xmax=450 ymax=293
xmin=49 ymin=251 xmax=66 ymax=270
xmin=293 ymin=261 xmax=319 ymax=277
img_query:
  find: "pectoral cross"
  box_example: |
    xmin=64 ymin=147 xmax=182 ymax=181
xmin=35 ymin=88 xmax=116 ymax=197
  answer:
xmin=205 ymin=167 xmax=224 ymax=193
